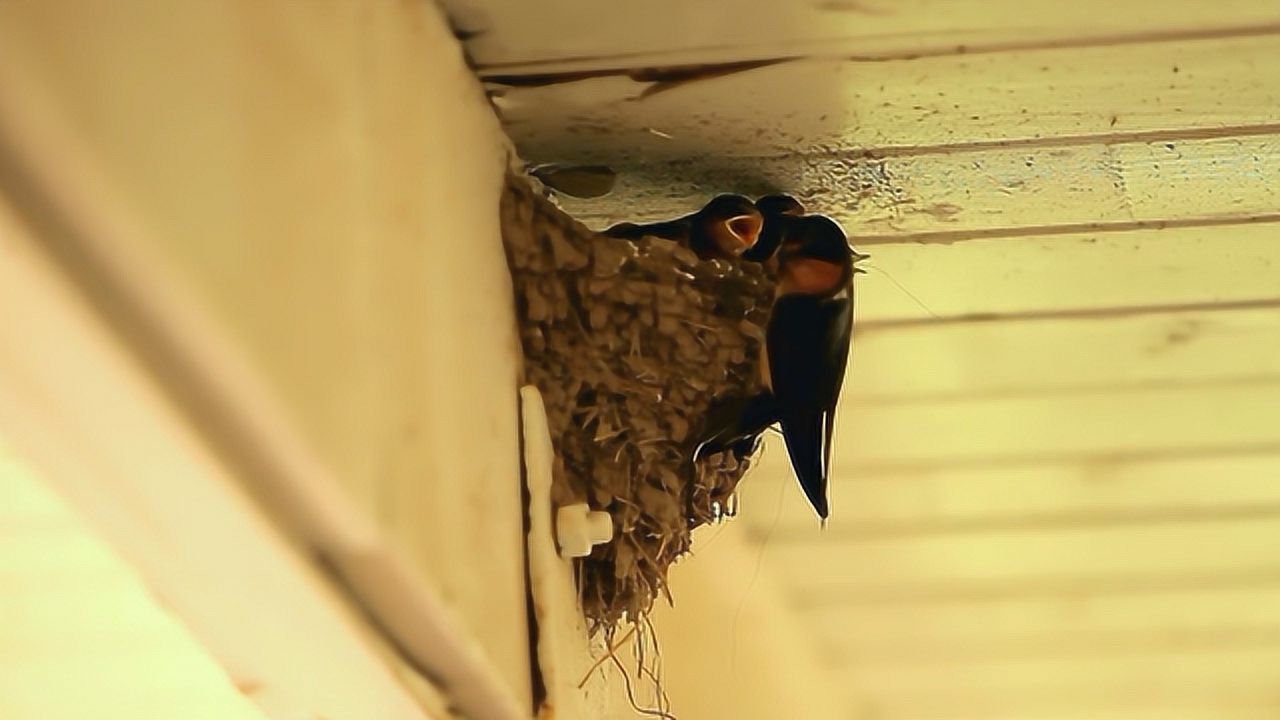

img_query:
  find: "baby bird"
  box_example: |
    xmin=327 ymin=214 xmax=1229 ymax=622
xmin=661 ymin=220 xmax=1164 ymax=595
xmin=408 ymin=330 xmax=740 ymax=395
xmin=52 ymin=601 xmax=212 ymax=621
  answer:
xmin=603 ymin=194 xmax=764 ymax=261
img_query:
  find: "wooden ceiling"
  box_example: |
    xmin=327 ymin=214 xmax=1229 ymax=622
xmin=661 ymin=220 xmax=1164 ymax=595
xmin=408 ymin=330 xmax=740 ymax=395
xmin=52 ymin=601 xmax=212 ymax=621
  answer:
xmin=457 ymin=1 xmax=1280 ymax=717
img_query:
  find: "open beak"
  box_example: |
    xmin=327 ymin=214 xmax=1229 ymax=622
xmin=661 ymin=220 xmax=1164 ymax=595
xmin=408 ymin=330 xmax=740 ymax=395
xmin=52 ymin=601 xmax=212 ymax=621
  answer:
xmin=851 ymin=249 xmax=870 ymax=274
xmin=724 ymin=214 xmax=764 ymax=254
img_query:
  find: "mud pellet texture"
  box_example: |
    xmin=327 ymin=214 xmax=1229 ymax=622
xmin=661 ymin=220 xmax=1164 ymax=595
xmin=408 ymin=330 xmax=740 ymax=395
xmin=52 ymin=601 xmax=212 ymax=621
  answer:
xmin=501 ymin=174 xmax=774 ymax=632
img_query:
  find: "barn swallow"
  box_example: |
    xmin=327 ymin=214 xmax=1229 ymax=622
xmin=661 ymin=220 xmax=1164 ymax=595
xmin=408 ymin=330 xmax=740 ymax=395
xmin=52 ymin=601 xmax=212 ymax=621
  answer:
xmin=766 ymin=215 xmax=857 ymax=520
xmin=742 ymin=194 xmax=805 ymax=265
xmin=603 ymin=194 xmax=764 ymax=261
xmin=693 ymin=214 xmax=861 ymax=520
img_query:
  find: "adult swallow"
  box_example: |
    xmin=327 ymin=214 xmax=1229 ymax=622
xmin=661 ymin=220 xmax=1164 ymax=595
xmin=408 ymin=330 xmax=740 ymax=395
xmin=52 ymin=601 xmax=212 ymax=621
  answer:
xmin=766 ymin=214 xmax=857 ymax=520
xmin=603 ymin=194 xmax=764 ymax=261
xmin=693 ymin=214 xmax=861 ymax=520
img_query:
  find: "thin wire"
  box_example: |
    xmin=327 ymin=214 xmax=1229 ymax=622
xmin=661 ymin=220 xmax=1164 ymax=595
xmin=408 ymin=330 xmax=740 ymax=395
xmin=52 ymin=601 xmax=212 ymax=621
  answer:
xmin=863 ymin=262 xmax=941 ymax=319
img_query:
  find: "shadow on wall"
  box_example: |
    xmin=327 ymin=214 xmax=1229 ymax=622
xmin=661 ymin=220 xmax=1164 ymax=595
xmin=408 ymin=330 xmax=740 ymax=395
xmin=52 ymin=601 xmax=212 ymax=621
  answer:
xmin=472 ymin=9 xmax=854 ymax=227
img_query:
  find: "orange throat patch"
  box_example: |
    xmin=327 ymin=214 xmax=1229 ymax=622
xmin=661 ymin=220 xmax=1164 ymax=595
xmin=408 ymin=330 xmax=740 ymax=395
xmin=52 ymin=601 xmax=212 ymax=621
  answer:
xmin=779 ymin=258 xmax=846 ymax=296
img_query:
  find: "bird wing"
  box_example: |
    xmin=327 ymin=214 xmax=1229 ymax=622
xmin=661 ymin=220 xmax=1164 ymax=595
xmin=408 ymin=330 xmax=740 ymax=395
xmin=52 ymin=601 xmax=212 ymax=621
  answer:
xmin=766 ymin=290 xmax=854 ymax=519
xmin=742 ymin=213 xmax=794 ymax=263
xmin=693 ymin=392 xmax=779 ymax=461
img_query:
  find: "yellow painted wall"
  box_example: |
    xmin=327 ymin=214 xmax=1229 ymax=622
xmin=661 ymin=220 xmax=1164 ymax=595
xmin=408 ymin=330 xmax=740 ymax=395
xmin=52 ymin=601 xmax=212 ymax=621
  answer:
xmin=0 ymin=1 xmax=529 ymax=711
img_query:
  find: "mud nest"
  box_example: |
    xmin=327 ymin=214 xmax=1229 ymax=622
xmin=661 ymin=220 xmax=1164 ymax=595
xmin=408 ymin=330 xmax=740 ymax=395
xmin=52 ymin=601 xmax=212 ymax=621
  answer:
xmin=501 ymin=174 xmax=775 ymax=632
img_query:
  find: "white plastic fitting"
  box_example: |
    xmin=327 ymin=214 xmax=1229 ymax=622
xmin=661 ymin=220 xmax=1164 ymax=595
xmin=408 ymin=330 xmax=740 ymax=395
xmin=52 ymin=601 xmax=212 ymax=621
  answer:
xmin=555 ymin=503 xmax=613 ymax=559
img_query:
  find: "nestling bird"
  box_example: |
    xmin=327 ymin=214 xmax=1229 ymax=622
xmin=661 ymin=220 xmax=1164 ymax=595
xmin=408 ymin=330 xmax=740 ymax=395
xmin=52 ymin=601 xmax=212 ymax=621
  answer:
xmin=603 ymin=194 xmax=764 ymax=261
xmin=743 ymin=194 xmax=805 ymax=266
xmin=696 ymin=212 xmax=863 ymax=521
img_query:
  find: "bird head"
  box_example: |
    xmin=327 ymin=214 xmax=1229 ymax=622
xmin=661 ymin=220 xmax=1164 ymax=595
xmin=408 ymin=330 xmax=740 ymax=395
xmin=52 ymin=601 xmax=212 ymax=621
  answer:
xmin=776 ymin=215 xmax=854 ymax=296
xmin=755 ymin=194 xmax=806 ymax=218
xmin=697 ymin=194 xmax=764 ymax=258
xmin=743 ymin=194 xmax=805 ymax=264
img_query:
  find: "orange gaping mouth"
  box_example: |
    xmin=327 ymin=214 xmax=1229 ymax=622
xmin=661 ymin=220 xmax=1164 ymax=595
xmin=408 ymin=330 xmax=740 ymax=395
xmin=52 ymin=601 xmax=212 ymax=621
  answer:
xmin=722 ymin=214 xmax=763 ymax=254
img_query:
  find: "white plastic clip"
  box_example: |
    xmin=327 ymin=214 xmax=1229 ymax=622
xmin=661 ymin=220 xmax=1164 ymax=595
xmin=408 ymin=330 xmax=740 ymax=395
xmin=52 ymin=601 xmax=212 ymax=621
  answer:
xmin=555 ymin=503 xmax=613 ymax=559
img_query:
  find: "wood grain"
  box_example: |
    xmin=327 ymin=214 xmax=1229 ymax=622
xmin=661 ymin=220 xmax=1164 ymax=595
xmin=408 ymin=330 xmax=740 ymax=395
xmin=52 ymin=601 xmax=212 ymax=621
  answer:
xmin=466 ymin=0 xmax=1280 ymax=70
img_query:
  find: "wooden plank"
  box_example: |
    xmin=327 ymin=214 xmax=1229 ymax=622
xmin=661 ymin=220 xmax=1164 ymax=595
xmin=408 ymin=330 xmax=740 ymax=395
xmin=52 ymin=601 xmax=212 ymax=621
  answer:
xmin=841 ymin=138 xmax=1280 ymax=321
xmin=828 ymin=385 xmax=1280 ymax=469
xmin=763 ymin=516 xmax=1280 ymax=595
xmin=734 ymin=384 xmax=1280 ymax=531
xmin=840 ymin=309 xmax=1280 ymax=400
xmin=843 ymin=134 xmax=1280 ymax=239
xmin=508 ymin=35 xmax=1280 ymax=226
xmin=837 ymin=648 xmax=1280 ymax=719
xmin=837 ymin=654 xmax=1280 ymax=720
xmin=502 ymin=34 xmax=1280 ymax=165
xmin=736 ymin=450 xmax=1280 ymax=534
xmin=837 ymin=624 xmax=1280 ymax=669
xmin=464 ymin=0 xmax=1280 ymax=70
xmin=855 ymin=223 xmax=1280 ymax=324
xmin=828 ymin=33 xmax=1280 ymax=151
xmin=809 ymin=586 xmax=1280 ymax=664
